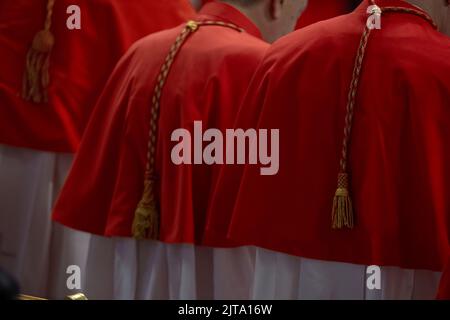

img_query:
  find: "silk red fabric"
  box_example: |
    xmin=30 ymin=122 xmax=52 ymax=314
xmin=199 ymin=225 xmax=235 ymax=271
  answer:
xmin=205 ymin=0 xmax=450 ymax=272
xmin=296 ymin=0 xmax=360 ymax=29
xmin=52 ymin=2 xmax=268 ymax=245
xmin=0 ymin=0 xmax=194 ymax=153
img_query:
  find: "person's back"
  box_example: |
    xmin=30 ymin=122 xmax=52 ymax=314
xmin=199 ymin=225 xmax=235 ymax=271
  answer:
xmin=207 ymin=0 xmax=450 ymax=298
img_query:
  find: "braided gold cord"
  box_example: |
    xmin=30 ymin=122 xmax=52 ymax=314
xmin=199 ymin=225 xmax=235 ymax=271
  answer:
xmin=132 ymin=20 xmax=243 ymax=239
xmin=44 ymin=0 xmax=56 ymax=31
xmin=332 ymin=0 xmax=437 ymax=229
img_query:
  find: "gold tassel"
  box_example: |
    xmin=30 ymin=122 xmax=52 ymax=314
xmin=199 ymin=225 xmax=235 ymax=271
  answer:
xmin=332 ymin=173 xmax=354 ymax=229
xmin=22 ymin=0 xmax=56 ymax=104
xmin=65 ymin=293 xmax=88 ymax=300
xmin=22 ymin=29 xmax=55 ymax=103
xmin=131 ymin=177 xmax=159 ymax=240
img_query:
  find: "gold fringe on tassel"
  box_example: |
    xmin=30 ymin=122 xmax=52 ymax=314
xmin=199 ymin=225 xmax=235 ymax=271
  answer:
xmin=22 ymin=0 xmax=56 ymax=103
xmin=332 ymin=173 xmax=354 ymax=229
xmin=131 ymin=176 xmax=159 ymax=240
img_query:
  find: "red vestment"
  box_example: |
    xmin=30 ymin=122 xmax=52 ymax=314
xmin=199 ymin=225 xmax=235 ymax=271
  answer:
xmin=53 ymin=2 xmax=268 ymax=245
xmin=0 ymin=0 xmax=194 ymax=153
xmin=206 ymin=0 xmax=450 ymax=272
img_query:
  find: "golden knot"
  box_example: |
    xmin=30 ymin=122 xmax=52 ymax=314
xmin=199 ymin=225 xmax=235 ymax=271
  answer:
xmin=186 ymin=20 xmax=199 ymax=32
xmin=31 ymin=29 xmax=55 ymax=53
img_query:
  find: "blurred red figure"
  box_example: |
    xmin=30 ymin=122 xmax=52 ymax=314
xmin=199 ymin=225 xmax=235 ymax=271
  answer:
xmin=296 ymin=0 xmax=361 ymax=28
xmin=0 ymin=0 xmax=194 ymax=298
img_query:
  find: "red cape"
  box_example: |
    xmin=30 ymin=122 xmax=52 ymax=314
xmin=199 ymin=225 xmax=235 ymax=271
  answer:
xmin=53 ymin=2 xmax=268 ymax=245
xmin=206 ymin=0 xmax=450 ymax=272
xmin=0 ymin=0 xmax=194 ymax=153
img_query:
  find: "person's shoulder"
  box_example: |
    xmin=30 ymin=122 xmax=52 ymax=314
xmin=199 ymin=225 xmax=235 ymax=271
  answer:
xmin=225 ymin=31 xmax=269 ymax=61
xmin=375 ymin=26 xmax=450 ymax=82
xmin=258 ymin=13 xmax=360 ymax=73
xmin=260 ymin=13 xmax=450 ymax=80
xmin=204 ymin=26 xmax=269 ymax=56
xmin=274 ymin=14 xmax=359 ymax=54
xmin=189 ymin=27 xmax=270 ymax=70
xmin=130 ymin=24 xmax=185 ymax=54
xmin=114 ymin=24 xmax=186 ymax=74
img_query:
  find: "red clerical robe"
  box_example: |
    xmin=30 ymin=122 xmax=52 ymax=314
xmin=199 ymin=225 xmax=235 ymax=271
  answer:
xmin=53 ymin=2 xmax=268 ymax=245
xmin=0 ymin=0 xmax=194 ymax=153
xmin=296 ymin=0 xmax=360 ymax=29
xmin=205 ymin=0 xmax=450 ymax=272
